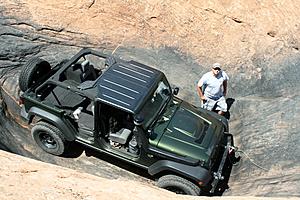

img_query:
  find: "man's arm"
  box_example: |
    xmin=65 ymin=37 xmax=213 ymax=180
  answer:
xmin=197 ymin=80 xmax=206 ymax=100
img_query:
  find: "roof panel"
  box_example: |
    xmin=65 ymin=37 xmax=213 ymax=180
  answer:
xmin=97 ymin=61 xmax=163 ymax=113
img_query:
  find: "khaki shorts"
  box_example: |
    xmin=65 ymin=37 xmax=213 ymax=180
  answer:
xmin=202 ymin=96 xmax=227 ymax=112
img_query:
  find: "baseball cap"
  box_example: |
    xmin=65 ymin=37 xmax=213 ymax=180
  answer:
xmin=212 ymin=63 xmax=221 ymax=70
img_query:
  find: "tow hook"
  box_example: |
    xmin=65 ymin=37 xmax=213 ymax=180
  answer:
xmin=228 ymin=145 xmax=238 ymax=154
xmin=228 ymin=145 xmax=241 ymax=164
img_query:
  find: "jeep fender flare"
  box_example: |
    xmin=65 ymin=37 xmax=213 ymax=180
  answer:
xmin=27 ymin=107 xmax=75 ymax=141
xmin=148 ymin=160 xmax=212 ymax=186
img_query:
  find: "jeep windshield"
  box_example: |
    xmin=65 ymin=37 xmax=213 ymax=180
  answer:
xmin=138 ymin=78 xmax=171 ymax=128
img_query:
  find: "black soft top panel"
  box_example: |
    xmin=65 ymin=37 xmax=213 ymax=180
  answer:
xmin=97 ymin=60 xmax=163 ymax=113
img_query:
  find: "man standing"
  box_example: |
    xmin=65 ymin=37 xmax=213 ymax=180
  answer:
xmin=197 ymin=63 xmax=229 ymax=115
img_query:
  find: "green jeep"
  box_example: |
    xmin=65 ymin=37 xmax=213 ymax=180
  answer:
xmin=19 ymin=48 xmax=238 ymax=195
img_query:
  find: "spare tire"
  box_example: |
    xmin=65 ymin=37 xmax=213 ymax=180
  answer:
xmin=19 ymin=57 xmax=51 ymax=92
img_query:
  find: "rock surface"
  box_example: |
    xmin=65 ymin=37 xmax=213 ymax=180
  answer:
xmin=0 ymin=150 xmax=299 ymax=200
xmin=0 ymin=0 xmax=300 ymax=198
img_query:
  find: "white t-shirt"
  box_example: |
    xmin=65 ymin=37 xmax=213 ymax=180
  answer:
xmin=198 ymin=71 xmax=229 ymax=99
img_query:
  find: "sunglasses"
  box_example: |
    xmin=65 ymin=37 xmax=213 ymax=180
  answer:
xmin=213 ymin=67 xmax=221 ymax=71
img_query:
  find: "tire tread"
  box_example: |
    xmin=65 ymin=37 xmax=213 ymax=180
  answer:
xmin=157 ymin=174 xmax=201 ymax=195
xmin=31 ymin=121 xmax=67 ymax=156
xmin=19 ymin=57 xmax=51 ymax=92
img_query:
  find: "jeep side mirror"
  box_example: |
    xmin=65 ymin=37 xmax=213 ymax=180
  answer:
xmin=173 ymin=87 xmax=179 ymax=95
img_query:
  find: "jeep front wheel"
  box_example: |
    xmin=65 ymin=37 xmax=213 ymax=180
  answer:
xmin=157 ymin=175 xmax=201 ymax=196
xmin=31 ymin=121 xmax=68 ymax=156
xmin=19 ymin=57 xmax=51 ymax=92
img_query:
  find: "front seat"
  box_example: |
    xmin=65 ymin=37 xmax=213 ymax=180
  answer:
xmin=80 ymin=60 xmax=97 ymax=81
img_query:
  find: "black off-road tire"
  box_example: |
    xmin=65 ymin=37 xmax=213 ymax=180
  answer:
xmin=157 ymin=175 xmax=201 ymax=196
xmin=31 ymin=121 xmax=68 ymax=156
xmin=19 ymin=57 xmax=51 ymax=92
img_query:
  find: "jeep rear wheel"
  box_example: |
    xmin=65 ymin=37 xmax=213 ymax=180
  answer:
xmin=31 ymin=121 xmax=68 ymax=156
xmin=19 ymin=57 xmax=51 ymax=92
xmin=157 ymin=175 xmax=201 ymax=196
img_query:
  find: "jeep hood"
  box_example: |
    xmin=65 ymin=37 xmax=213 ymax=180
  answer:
xmin=154 ymin=99 xmax=224 ymax=164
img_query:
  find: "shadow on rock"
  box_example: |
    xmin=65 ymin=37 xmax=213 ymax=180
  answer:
xmin=84 ymin=147 xmax=152 ymax=179
xmin=224 ymin=97 xmax=235 ymax=120
xmin=63 ymin=142 xmax=85 ymax=158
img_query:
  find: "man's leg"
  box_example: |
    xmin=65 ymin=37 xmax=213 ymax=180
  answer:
xmin=202 ymin=98 xmax=216 ymax=111
xmin=215 ymin=96 xmax=227 ymax=115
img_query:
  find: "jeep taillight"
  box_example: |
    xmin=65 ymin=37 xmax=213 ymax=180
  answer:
xmin=198 ymin=181 xmax=204 ymax=186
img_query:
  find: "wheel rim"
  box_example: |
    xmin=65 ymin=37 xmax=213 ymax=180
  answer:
xmin=31 ymin=67 xmax=43 ymax=85
xmin=32 ymin=70 xmax=39 ymax=85
xmin=39 ymin=132 xmax=57 ymax=149
xmin=30 ymin=62 xmax=50 ymax=86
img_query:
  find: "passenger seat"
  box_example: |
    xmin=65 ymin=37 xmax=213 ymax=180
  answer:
xmin=80 ymin=60 xmax=97 ymax=81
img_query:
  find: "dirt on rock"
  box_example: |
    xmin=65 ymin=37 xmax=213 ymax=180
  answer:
xmin=0 ymin=149 xmax=299 ymax=200
xmin=4 ymin=0 xmax=300 ymax=68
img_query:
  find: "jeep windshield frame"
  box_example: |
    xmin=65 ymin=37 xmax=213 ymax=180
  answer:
xmin=137 ymin=77 xmax=172 ymax=128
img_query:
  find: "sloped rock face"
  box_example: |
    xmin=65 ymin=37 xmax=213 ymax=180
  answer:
xmin=0 ymin=0 xmax=300 ymax=197
xmin=0 ymin=150 xmax=188 ymax=200
xmin=2 ymin=150 xmax=299 ymax=200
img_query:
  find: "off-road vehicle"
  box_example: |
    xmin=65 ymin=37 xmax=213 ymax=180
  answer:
xmin=19 ymin=48 xmax=238 ymax=195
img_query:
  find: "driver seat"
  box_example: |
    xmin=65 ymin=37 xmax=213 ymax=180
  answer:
xmin=109 ymin=128 xmax=132 ymax=145
xmin=80 ymin=60 xmax=97 ymax=81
